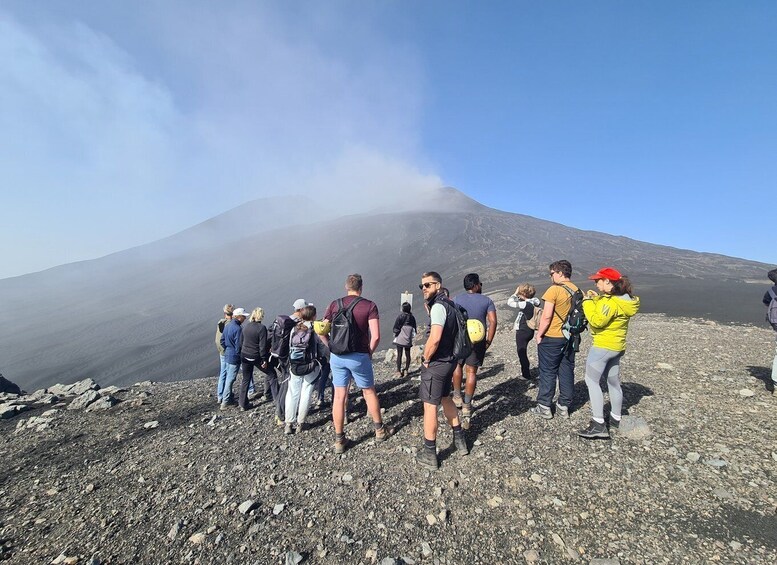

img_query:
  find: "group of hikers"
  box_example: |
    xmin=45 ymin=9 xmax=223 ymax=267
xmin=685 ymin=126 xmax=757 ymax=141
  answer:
xmin=212 ymin=259 xmax=661 ymax=470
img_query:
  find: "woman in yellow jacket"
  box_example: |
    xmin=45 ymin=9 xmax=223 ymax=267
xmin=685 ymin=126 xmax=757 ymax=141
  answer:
xmin=578 ymin=267 xmax=640 ymax=439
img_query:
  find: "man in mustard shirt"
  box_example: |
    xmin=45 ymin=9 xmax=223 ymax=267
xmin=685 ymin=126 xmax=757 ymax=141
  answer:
xmin=530 ymin=260 xmax=579 ymax=420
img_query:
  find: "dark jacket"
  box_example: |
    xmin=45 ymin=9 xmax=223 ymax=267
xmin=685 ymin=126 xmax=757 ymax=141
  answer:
xmin=392 ymin=312 xmax=417 ymax=336
xmin=429 ymin=294 xmax=458 ymax=362
xmin=241 ymin=321 xmax=268 ymax=362
xmin=220 ymin=319 xmax=243 ymax=365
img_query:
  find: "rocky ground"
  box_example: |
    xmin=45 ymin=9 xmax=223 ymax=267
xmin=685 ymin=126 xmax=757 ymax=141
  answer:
xmin=1 ymin=314 xmax=776 ymax=565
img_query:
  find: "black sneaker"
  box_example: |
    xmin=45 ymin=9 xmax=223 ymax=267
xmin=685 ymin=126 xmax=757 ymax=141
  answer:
xmin=416 ymin=447 xmax=438 ymax=470
xmin=609 ymin=416 xmax=621 ymax=431
xmin=453 ymin=432 xmax=469 ymax=456
xmin=578 ymin=420 xmax=610 ymax=439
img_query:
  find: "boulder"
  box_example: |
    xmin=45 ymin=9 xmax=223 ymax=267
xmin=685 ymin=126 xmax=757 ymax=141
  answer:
xmin=69 ymin=378 xmax=100 ymax=396
xmin=0 ymin=374 xmax=22 ymax=395
xmin=47 ymin=384 xmax=73 ymax=397
xmin=0 ymin=403 xmax=30 ymax=419
xmin=67 ymin=390 xmax=101 ymax=411
xmin=99 ymin=386 xmax=127 ymax=396
xmin=85 ymin=395 xmax=118 ymax=411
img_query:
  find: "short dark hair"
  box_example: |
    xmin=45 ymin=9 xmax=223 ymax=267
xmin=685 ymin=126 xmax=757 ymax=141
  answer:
xmin=549 ymin=260 xmax=572 ymax=278
xmin=401 ymin=302 xmax=411 ymax=313
xmin=463 ymin=273 xmax=480 ymax=291
xmin=440 ymin=287 xmax=450 ymax=298
xmin=769 ymin=269 xmax=777 ymax=284
xmin=346 ymin=274 xmax=363 ymax=291
xmin=422 ymin=271 xmax=442 ymax=283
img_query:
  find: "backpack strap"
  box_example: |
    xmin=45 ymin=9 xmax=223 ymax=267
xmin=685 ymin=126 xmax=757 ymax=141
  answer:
xmin=340 ymin=296 xmax=364 ymax=316
xmin=553 ymin=284 xmax=576 ymax=323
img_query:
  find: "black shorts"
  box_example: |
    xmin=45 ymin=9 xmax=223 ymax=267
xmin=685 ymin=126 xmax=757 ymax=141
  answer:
xmin=418 ymin=360 xmax=456 ymax=405
xmin=460 ymin=340 xmax=487 ymax=368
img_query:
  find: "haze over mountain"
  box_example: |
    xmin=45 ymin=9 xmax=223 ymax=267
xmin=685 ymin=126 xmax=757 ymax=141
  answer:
xmin=0 ymin=187 xmax=770 ymax=391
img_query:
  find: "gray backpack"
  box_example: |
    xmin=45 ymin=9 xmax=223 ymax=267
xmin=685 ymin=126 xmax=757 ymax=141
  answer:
xmin=767 ymin=288 xmax=777 ymax=331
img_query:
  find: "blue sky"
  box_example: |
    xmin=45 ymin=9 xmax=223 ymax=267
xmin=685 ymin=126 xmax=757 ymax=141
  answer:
xmin=1 ymin=1 xmax=774 ymax=278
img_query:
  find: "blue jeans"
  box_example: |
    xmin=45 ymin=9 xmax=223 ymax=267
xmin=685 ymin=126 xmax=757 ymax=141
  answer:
xmin=222 ymin=362 xmax=239 ymax=405
xmin=537 ymin=337 xmax=576 ymax=408
xmin=217 ymin=354 xmax=227 ymax=401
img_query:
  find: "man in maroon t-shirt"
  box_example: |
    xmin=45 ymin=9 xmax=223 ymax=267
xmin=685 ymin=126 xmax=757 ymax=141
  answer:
xmin=322 ymin=274 xmax=392 ymax=453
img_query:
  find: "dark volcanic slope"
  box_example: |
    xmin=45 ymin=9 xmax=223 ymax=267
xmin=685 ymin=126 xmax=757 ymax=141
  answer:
xmin=0 ymin=188 xmax=771 ymax=390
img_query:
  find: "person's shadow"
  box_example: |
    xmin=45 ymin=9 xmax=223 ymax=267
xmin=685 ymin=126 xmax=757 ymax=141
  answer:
xmin=747 ymin=365 xmax=775 ymax=394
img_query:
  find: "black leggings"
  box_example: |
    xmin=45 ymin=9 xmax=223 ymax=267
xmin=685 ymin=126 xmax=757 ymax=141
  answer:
xmin=396 ymin=345 xmax=411 ymax=372
xmin=515 ymin=328 xmax=535 ymax=379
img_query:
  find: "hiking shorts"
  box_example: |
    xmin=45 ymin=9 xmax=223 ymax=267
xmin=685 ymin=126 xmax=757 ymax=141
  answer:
xmin=419 ymin=360 xmax=456 ymax=405
xmin=330 ymin=352 xmax=374 ymax=389
xmin=459 ymin=340 xmax=487 ymax=368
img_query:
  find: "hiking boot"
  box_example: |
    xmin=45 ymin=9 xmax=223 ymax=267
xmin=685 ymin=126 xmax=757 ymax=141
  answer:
xmin=284 ymin=423 xmax=294 ymax=435
xmin=334 ymin=437 xmax=350 ymax=454
xmin=529 ymin=404 xmax=553 ymax=419
xmin=416 ymin=447 xmax=438 ymax=470
xmin=296 ymin=422 xmax=306 ymax=434
xmin=578 ymin=420 xmax=610 ymax=439
xmin=609 ymin=416 xmax=621 ymax=431
xmin=274 ymin=415 xmax=284 ymax=427
xmin=452 ymin=393 xmax=463 ymax=409
xmin=555 ymin=403 xmax=570 ymax=419
xmin=453 ymin=432 xmax=469 ymax=455
xmin=220 ymin=403 xmax=230 ymax=411
xmin=375 ymin=425 xmax=394 ymax=442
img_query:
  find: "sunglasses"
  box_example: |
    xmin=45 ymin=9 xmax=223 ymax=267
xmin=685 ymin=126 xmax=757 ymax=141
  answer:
xmin=419 ymin=282 xmax=438 ymax=289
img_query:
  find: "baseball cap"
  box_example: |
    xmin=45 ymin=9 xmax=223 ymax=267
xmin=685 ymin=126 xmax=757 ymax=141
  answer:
xmin=233 ymin=307 xmax=249 ymax=317
xmin=588 ymin=267 xmax=622 ymax=281
xmin=292 ymin=299 xmax=309 ymax=310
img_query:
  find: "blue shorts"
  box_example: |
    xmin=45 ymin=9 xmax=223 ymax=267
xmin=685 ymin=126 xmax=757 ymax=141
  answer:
xmin=330 ymin=352 xmax=374 ymax=389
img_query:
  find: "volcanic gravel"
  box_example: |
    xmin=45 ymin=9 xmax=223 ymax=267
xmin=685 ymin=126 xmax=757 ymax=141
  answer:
xmin=1 ymin=314 xmax=775 ymax=564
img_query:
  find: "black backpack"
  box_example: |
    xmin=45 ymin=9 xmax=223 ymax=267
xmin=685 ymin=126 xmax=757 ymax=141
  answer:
xmin=270 ymin=314 xmax=297 ymax=361
xmin=554 ymin=285 xmax=588 ymax=350
xmin=439 ymin=297 xmax=473 ymax=361
xmin=328 ymin=297 xmax=364 ymax=355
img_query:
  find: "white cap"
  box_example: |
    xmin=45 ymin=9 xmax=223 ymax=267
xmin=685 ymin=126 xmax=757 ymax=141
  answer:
xmin=233 ymin=308 xmax=249 ymax=317
xmin=293 ymin=299 xmax=308 ymax=310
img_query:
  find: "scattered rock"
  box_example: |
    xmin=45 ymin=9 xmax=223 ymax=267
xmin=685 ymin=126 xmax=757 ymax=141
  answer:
xmin=188 ymin=532 xmax=205 ymax=545
xmin=686 ymin=452 xmax=701 ymax=463
xmin=589 ymin=559 xmax=621 ymax=565
xmin=143 ymin=421 xmax=159 ymax=429
xmin=273 ymin=503 xmax=285 ymax=515
xmin=238 ymin=500 xmax=258 ymax=515
xmin=738 ymin=388 xmax=755 ymax=397
xmin=168 ymin=521 xmax=182 ymax=540
xmin=285 ymin=551 xmax=303 ymax=565
xmin=69 ymin=378 xmax=100 ymax=396
xmin=523 ymin=549 xmax=540 ymax=562
xmin=656 ymin=363 xmax=674 ymax=370
xmin=703 ymin=459 xmax=727 ymax=468
xmin=617 ymin=416 xmax=651 ymax=440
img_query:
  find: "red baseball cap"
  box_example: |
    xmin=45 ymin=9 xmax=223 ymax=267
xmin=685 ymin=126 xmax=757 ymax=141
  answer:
xmin=588 ymin=267 xmax=622 ymax=281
